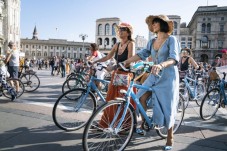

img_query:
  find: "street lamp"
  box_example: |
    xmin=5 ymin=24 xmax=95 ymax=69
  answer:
xmin=79 ymin=34 xmax=88 ymax=59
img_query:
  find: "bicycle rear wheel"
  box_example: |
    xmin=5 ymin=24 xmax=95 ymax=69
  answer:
xmin=52 ymin=88 xmax=96 ymax=131
xmin=3 ymin=78 xmax=25 ymax=98
xmin=20 ymin=74 xmax=40 ymax=92
xmin=156 ymin=93 xmax=185 ymax=138
xmin=200 ymin=88 xmax=221 ymax=120
xmin=83 ymin=100 xmax=136 ymax=151
xmin=62 ymin=78 xmax=84 ymax=94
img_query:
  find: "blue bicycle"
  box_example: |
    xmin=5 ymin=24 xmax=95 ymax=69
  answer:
xmin=180 ymin=69 xmax=205 ymax=109
xmin=52 ymin=62 xmax=110 ymax=131
xmin=200 ymin=72 xmax=227 ymax=120
xmin=83 ymin=62 xmax=185 ymax=151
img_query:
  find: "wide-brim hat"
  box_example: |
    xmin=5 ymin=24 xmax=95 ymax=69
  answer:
xmin=145 ymin=15 xmax=173 ymax=35
xmin=115 ymin=22 xmax=133 ymax=37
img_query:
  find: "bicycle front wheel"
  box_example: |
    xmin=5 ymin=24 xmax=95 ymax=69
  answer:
xmin=52 ymin=88 xmax=96 ymax=131
xmin=156 ymin=93 xmax=185 ymax=138
xmin=200 ymin=88 xmax=221 ymax=120
xmin=3 ymin=78 xmax=25 ymax=98
xmin=83 ymin=100 xmax=136 ymax=151
xmin=195 ymin=83 xmax=205 ymax=106
xmin=20 ymin=74 xmax=40 ymax=92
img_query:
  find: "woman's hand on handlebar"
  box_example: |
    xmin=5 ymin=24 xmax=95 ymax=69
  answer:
xmin=151 ymin=64 xmax=162 ymax=76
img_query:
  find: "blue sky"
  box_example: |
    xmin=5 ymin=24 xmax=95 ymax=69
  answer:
xmin=21 ymin=0 xmax=227 ymax=43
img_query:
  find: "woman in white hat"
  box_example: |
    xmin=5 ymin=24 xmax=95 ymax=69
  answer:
xmin=123 ymin=15 xmax=181 ymax=150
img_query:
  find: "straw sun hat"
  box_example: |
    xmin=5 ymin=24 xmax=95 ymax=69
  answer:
xmin=145 ymin=15 xmax=174 ymax=35
xmin=115 ymin=22 xmax=133 ymax=37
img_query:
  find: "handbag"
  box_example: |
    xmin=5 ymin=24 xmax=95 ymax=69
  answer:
xmin=112 ymin=72 xmax=130 ymax=86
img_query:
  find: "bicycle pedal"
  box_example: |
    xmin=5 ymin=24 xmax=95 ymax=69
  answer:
xmin=135 ymin=128 xmax=146 ymax=136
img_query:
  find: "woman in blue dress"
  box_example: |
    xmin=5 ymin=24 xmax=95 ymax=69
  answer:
xmin=123 ymin=15 xmax=180 ymax=150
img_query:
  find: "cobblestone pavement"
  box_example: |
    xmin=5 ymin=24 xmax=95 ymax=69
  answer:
xmin=0 ymin=68 xmax=226 ymax=151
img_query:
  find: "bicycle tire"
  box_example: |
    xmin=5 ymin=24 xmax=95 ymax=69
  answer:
xmin=83 ymin=100 xmax=136 ymax=151
xmin=3 ymin=78 xmax=25 ymax=98
xmin=156 ymin=93 xmax=185 ymax=138
xmin=179 ymin=87 xmax=189 ymax=109
xmin=200 ymin=88 xmax=221 ymax=120
xmin=20 ymin=73 xmax=40 ymax=92
xmin=52 ymin=88 xmax=96 ymax=131
xmin=195 ymin=83 xmax=205 ymax=106
xmin=62 ymin=78 xmax=84 ymax=94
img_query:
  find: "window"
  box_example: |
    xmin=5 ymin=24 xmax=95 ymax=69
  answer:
xmin=32 ymin=45 xmax=35 ymax=48
xmin=221 ymin=17 xmax=224 ymax=21
xmin=201 ymin=36 xmax=208 ymax=48
xmin=181 ymin=37 xmax=186 ymax=41
xmin=45 ymin=46 xmax=47 ymax=49
xmin=57 ymin=46 xmax=59 ymax=50
xmin=104 ymin=38 xmax=109 ymax=46
xmin=98 ymin=38 xmax=102 ymax=45
xmin=201 ymin=23 xmax=206 ymax=33
xmin=63 ymin=47 xmax=65 ymax=50
xmin=220 ymin=25 xmax=224 ymax=32
xmin=207 ymin=23 xmax=211 ymax=33
xmin=112 ymin=23 xmax=117 ymax=35
xmin=26 ymin=45 xmax=28 ymax=48
xmin=208 ymin=18 xmax=211 ymax=21
xmin=187 ymin=42 xmax=192 ymax=49
xmin=50 ymin=52 xmax=53 ymax=57
xmin=68 ymin=47 xmax=70 ymax=50
xmin=39 ymin=45 xmax=41 ymax=49
xmin=98 ymin=24 xmax=103 ymax=35
xmin=218 ymin=41 xmax=223 ymax=49
xmin=188 ymin=37 xmax=192 ymax=41
xmin=51 ymin=46 xmax=53 ymax=49
xmin=105 ymin=24 xmax=110 ymax=35
xmin=44 ymin=52 xmax=47 ymax=56
xmin=203 ymin=18 xmax=206 ymax=21
xmin=32 ymin=51 xmax=35 ymax=56
xmin=181 ymin=42 xmax=186 ymax=48
xmin=74 ymin=53 xmax=77 ymax=58
xmin=68 ymin=53 xmax=70 ymax=58
xmin=56 ymin=52 xmax=59 ymax=56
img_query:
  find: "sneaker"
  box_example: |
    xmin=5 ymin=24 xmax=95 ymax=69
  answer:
xmin=11 ymin=95 xmax=16 ymax=101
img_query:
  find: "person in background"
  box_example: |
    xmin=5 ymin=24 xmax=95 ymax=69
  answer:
xmin=5 ymin=41 xmax=20 ymax=98
xmin=60 ymin=55 xmax=66 ymax=78
xmin=220 ymin=49 xmax=227 ymax=66
xmin=211 ymin=56 xmax=221 ymax=67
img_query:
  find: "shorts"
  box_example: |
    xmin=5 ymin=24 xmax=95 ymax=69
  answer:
xmin=8 ymin=66 xmax=19 ymax=78
xmin=95 ymin=68 xmax=106 ymax=80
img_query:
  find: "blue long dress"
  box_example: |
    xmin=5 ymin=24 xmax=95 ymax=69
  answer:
xmin=136 ymin=35 xmax=180 ymax=129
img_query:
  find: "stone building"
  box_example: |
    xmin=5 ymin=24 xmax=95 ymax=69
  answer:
xmin=188 ymin=5 xmax=227 ymax=63
xmin=135 ymin=35 xmax=147 ymax=51
xmin=0 ymin=0 xmax=20 ymax=54
xmin=95 ymin=17 xmax=120 ymax=54
xmin=20 ymin=26 xmax=90 ymax=60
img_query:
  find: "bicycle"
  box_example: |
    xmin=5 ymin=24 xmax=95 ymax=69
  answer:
xmin=179 ymin=69 xmax=205 ymax=109
xmin=83 ymin=62 xmax=185 ymax=151
xmin=0 ymin=78 xmax=25 ymax=99
xmin=200 ymin=70 xmax=227 ymax=120
xmin=19 ymin=66 xmax=40 ymax=92
xmin=52 ymin=62 xmax=110 ymax=131
xmin=62 ymin=63 xmax=110 ymax=94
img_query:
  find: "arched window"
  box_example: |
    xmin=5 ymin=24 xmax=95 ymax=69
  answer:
xmin=112 ymin=23 xmax=117 ymax=35
xmin=105 ymin=24 xmax=110 ymax=35
xmin=44 ymin=52 xmax=47 ymax=56
xmin=32 ymin=51 xmax=35 ymax=56
xmin=173 ymin=21 xmax=178 ymax=35
xmin=112 ymin=38 xmax=117 ymax=46
xmin=98 ymin=24 xmax=103 ymax=35
xmin=104 ymin=38 xmax=109 ymax=46
xmin=98 ymin=38 xmax=102 ymax=45
xmin=207 ymin=23 xmax=211 ymax=33
xmin=201 ymin=23 xmax=206 ymax=33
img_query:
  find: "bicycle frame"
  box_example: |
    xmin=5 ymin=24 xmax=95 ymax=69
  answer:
xmin=111 ymin=78 xmax=155 ymax=133
xmin=76 ymin=75 xmax=110 ymax=110
xmin=183 ymin=75 xmax=198 ymax=99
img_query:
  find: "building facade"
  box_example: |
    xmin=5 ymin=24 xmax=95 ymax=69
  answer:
xmin=21 ymin=27 xmax=90 ymax=60
xmin=95 ymin=17 xmax=120 ymax=53
xmin=135 ymin=35 xmax=147 ymax=51
xmin=0 ymin=0 xmax=20 ymax=54
xmin=188 ymin=5 xmax=227 ymax=64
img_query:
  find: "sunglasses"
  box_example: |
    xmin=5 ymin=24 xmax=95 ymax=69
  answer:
xmin=119 ymin=27 xmax=128 ymax=32
xmin=181 ymin=50 xmax=188 ymax=53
